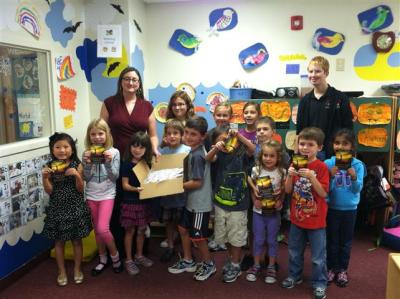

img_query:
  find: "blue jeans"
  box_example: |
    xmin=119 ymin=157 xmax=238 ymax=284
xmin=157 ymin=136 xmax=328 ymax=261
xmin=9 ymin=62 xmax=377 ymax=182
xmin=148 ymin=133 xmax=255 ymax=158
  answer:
xmin=326 ymin=209 xmax=357 ymax=272
xmin=288 ymin=223 xmax=327 ymax=288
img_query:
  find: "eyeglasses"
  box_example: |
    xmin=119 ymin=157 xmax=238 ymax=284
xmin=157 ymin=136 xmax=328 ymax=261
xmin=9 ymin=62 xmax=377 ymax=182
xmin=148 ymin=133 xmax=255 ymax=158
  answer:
xmin=122 ymin=77 xmax=140 ymax=83
xmin=172 ymin=103 xmax=186 ymax=107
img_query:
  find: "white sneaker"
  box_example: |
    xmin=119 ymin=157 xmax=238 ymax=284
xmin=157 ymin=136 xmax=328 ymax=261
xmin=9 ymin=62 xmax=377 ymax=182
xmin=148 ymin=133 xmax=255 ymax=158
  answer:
xmin=160 ymin=239 xmax=168 ymax=248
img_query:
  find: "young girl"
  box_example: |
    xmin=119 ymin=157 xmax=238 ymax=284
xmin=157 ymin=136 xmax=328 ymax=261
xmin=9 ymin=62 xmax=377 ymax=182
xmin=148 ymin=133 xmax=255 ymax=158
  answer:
xmin=239 ymin=102 xmax=261 ymax=145
xmin=324 ymin=129 xmax=365 ymax=287
xmin=246 ymin=140 xmax=286 ymax=284
xmin=42 ymin=132 xmax=92 ymax=286
xmin=159 ymin=119 xmax=191 ymax=262
xmin=121 ymin=131 xmax=154 ymax=275
xmin=82 ymin=119 xmax=122 ymax=276
xmin=166 ymin=90 xmax=195 ymax=124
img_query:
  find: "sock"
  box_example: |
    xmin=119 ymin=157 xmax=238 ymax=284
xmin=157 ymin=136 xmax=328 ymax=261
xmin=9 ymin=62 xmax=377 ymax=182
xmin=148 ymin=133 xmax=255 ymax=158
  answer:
xmin=183 ymin=259 xmax=193 ymax=264
xmin=231 ymin=262 xmax=240 ymax=268
xmin=95 ymin=254 xmax=107 ymax=271
xmin=111 ymin=252 xmax=121 ymax=268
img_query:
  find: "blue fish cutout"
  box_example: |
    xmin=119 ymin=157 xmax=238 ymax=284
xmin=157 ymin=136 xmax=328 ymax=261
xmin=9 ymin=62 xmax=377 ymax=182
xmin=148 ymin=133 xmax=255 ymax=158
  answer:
xmin=312 ymin=28 xmax=345 ymax=55
xmin=358 ymin=5 xmax=393 ymax=34
xmin=239 ymin=43 xmax=269 ymax=70
xmin=208 ymin=7 xmax=238 ymax=36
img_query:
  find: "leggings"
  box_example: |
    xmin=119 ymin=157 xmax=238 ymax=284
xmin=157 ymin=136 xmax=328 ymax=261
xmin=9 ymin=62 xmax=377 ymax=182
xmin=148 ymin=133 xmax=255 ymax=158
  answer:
xmin=87 ymin=199 xmax=115 ymax=244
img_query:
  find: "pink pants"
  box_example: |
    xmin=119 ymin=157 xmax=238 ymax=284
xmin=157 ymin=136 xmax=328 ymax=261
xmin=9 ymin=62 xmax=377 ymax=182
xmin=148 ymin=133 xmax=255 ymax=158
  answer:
xmin=87 ymin=199 xmax=115 ymax=245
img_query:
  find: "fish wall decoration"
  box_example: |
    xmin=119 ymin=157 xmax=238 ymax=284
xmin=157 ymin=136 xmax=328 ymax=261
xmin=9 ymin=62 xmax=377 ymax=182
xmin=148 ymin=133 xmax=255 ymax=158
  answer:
xmin=312 ymin=28 xmax=345 ymax=55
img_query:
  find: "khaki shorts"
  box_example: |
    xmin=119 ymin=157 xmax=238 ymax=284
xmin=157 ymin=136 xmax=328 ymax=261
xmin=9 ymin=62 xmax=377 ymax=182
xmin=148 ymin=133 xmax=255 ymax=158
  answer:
xmin=214 ymin=205 xmax=248 ymax=247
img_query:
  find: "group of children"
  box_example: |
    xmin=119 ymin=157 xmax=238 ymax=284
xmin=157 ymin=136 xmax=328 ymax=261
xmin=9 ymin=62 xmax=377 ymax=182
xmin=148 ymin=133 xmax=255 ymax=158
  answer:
xmin=42 ymin=86 xmax=364 ymax=299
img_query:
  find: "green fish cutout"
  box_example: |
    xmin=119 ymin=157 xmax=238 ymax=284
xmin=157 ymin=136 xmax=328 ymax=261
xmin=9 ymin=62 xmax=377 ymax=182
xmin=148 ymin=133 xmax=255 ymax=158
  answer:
xmin=362 ymin=6 xmax=390 ymax=33
xmin=177 ymin=34 xmax=201 ymax=51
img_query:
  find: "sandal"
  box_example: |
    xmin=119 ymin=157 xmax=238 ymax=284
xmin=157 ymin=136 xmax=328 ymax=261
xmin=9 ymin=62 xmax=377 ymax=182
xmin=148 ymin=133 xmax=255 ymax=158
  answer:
xmin=57 ymin=273 xmax=68 ymax=287
xmin=91 ymin=262 xmax=108 ymax=276
xmin=74 ymin=271 xmax=84 ymax=284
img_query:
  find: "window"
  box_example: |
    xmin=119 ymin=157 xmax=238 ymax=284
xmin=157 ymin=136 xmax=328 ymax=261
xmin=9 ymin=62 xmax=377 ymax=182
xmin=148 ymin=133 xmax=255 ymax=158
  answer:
xmin=0 ymin=43 xmax=52 ymax=145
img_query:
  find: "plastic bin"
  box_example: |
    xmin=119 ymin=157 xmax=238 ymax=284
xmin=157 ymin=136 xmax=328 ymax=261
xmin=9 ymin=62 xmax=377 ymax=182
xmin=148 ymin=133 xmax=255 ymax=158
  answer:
xmin=229 ymin=88 xmax=253 ymax=100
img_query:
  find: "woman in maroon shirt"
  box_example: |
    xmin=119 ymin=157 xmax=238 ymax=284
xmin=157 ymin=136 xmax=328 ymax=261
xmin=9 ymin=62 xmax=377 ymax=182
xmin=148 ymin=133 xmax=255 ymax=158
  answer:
xmin=99 ymin=67 xmax=159 ymax=259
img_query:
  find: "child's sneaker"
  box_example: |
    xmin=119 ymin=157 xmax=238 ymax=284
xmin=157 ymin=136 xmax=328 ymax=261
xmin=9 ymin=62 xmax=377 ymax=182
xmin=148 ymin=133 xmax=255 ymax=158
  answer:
xmin=336 ymin=271 xmax=348 ymax=287
xmin=160 ymin=239 xmax=168 ymax=248
xmin=125 ymin=260 xmax=140 ymax=275
xmin=313 ymin=287 xmax=327 ymax=299
xmin=223 ymin=263 xmax=241 ymax=283
xmin=265 ymin=266 xmax=277 ymax=284
xmin=168 ymin=259 xmax=197 ymax=274
xmin=134 ymin=255 xmax=153 ymax=267
xmin=327 ymin=269 xmax=336 ymax=284
xmin=281 ymin=277 xmax=303 ymax=289
xmin=246 ymin=265 xmax=261 ymax=282
xmin=194 ymin=261 xmax=216 ymax=281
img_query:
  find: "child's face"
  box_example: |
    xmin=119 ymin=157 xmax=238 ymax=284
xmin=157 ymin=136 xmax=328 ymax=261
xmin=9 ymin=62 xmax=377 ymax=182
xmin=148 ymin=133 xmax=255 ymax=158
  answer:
xmin=183 ymin=127 xmax=204 ymax=149
xmin=307 ymin=63 xmax=328 ymax=87
xmin=52 ymin=140 xmax=73 ymax=161
xmin=243 ymin=105 xmax=258 ymax=126
xmin=261 ymin=146 xmax=278 ymax=170
xmin=90 ymin=127 xmax=106 ymax=145
xmin=171 ymin=97 xmax=188 ymax=120
xmin=298 ymin=138 xmax=322 ymax=160
xmin=213 ymin=106 xmax=231 ymax=126
xmin=333 ymin=135 xmax=353 ymax=152
xmin=130 ymin=144 xmax=146 ymax=161
xmin=165 ymin=127 xmax=182 ymax=148
xmin=256 ymin=123 xmax=274 ymax=143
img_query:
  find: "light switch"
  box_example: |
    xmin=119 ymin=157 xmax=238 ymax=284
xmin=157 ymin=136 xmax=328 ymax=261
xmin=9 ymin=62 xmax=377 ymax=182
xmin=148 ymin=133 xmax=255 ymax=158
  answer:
xmin=336 ymin=58 xmax=345 ymax=71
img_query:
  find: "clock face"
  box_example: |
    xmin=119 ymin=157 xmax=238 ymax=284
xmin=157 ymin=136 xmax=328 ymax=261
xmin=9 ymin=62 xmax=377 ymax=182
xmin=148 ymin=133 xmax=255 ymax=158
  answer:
xmin=377 ymin=34 xmax=393 ymax=49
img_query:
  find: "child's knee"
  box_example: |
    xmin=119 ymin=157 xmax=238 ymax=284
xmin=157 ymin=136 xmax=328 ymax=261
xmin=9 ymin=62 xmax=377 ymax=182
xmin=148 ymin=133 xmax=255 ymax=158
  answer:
xmin=136 ymin=225 xmax=147 ymax=236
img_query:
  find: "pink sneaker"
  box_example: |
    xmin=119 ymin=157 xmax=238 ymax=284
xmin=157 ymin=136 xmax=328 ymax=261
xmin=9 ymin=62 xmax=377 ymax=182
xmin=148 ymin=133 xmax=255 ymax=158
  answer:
xmin=327 ymin=270 xmax=336 ymax=284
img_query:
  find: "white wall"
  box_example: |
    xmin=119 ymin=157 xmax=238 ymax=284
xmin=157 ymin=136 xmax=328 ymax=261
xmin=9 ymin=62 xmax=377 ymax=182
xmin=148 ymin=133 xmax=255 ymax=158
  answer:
xmin=144 ymin=0 xmax=400 ymax=96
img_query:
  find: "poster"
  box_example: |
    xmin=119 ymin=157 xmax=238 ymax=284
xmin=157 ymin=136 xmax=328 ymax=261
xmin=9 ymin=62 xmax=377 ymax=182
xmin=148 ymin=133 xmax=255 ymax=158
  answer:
xmin=97 ymin=25 xmax=122 ymax=58
xmin=17 ymin=95 xmax=43 ymax=138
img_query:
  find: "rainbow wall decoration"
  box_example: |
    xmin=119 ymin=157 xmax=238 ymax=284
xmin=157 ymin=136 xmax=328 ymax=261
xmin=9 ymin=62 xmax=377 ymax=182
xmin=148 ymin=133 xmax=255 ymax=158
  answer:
xmin=16 ymin=4 xmax=41 ymax=38
xmin=55 ymin=55 xmax=76 ymax=81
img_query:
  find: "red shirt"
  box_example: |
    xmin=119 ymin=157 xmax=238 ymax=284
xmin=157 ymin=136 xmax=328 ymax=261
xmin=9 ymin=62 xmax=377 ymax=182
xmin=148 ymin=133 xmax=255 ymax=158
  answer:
xmin=290 ymin=159 xmax=329 ymax=229
xmin=104 ymin=95 xmax=153 ymax=155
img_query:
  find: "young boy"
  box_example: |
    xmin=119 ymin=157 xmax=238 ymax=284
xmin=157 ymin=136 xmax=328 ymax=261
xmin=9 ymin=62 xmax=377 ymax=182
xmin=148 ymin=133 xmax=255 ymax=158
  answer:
xmin=168 ymin=116 xmax=216 ymax=281
xmin=206 ymin=124 xmax=255 ymax=283
xmin=282 ymin=127 xmax=329 ymax=299
xmin=159 ymin=119 xmax=191 ymax=262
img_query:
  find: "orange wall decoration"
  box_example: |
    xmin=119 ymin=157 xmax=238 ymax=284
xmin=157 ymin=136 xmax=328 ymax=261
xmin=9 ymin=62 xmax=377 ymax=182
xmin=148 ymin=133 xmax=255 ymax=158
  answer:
xmin=59 ymin=85 xmax=77 ymax=111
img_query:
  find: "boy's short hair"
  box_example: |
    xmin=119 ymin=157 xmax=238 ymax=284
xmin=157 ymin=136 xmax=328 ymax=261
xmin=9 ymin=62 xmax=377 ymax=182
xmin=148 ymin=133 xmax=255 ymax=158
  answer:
xmin=308 ymin=56 xmax=330 ymax=74
xmin=256 ymin=116 xmax=276 ymax=130
xmin=185 ymin=116 xmax=208 ymax=135
xmin=298 ymin=127 xmax=325 ymax=146
xmin=164 ymin=119 xmax=184 ymax=135
xmin=214 ymin=102 xmax=233 ymax=116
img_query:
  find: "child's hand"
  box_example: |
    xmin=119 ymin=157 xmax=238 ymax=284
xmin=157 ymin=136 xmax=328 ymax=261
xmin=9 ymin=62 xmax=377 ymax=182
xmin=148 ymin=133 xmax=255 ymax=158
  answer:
xmin=65 ymin=168 xmax=78 ymax=177
xmin=298 ymin=168 xmax=314 ymax=179
xmin=42 ymin=167 xmax=53 ymax=179
xmin=330 ymin=166 xmax=339 ymax=177
xmin=104 ymin=150 xmax=113 ymax=163
xmin=254 ymin=199 xmax=262 ymax=210
xmin=229 ymin=129 xmax=238 ymax=137
xmin=253 ymin=186 xmax=261 ymax=198
xmin=288 ymin=166 xmax=297 ymax=177
xmin=347 ymin=167 xmax=357 ymax=181
xmin=215 ymin=141 xmax=225 ymax=151
xmin=136 ymin=187 xmax=143 ymax=192
xmin=83 ymin=151 xmax=92 ymax=163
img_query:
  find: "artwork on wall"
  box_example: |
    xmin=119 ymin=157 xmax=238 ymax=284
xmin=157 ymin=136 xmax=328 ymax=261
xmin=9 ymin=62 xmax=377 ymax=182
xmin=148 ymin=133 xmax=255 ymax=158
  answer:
xmin=208 ymin=7 xmax=238 ymax=36
xmin=76 ymin=38 xmax=107 ymax=82
xmin=312 ymin=28 xmax=345 ymax=55
xmin=372 ymin=31 xmax=395 ymax=53
xmin=133 ymin=19 xmax=142 ymax=33
xmin=102 ymin=46 xmax=128 ymax=78
xmin=279 ymin=54 xmax=307 ymax=61
xmin=45 ymin=0 xmax=74 ymax=48
xmin=239 ymin=43 xmax=269 ymax=70
xmin=62 ymin=21 xmax=82 ymax=34
xmin=97 ymin=24 xmax=122 ymax=58
xmin=55 ymin=55 xmax=75 ymax=81
xmin=169 ymin=29 xmax=201 ymax=56
xmin=176 ymin=83 xmax=196 ymax=101
xmin=353 ymin=42 xmax=400 ymax=81
xmin=59 ymin=85 xmax=77 ymax=111
xmin=260 ymin=101 xmax=291 ymax=122
xmin=63 ymin=114 xmax=74 ymax=129
xmin=154 ymin=102 xmax=168 ymax=123
xmin=357 ymin=5 xmax=393 ymax=34
xmin=206 ymin=92 xmax=227 ymax=112
xmin=357 ymin=103 xmax=391 ymax=125
xmin=358 ymin=128 xmax=388 ymax=148
xmin=0 ymin=57 xmax=11 ymax=76
xmin=15 ymin=4 xmax=40 ymax=39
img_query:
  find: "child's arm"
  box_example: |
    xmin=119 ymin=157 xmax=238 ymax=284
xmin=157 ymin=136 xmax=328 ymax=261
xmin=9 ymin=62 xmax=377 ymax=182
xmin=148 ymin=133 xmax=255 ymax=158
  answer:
xmin=251 ymin=190 xmax=263 ymax=210
xmin=82 ymin=150 xmax=94 ymax=182
xmin=42 ymin=166 xmax=53 ymax=194
xmin=104 ymin=149 xmax=120 ymax=182
xmin=121 ymin=177 xmax=143 ymax=192
xmin=183 ymin=179 xmax=203 ymax=190
xmin=235 ymin=131 xmax=255 ymax=156
xmin=65 ymin=164 xmax=84 ymax=193
xmin=205 ymin=141 xmax=224 ymax=162
xmin=285 ymin=166 xmax=296 ymax=194
xmin=348 ymin=162 xmax=364 ymax=194
xmin=298 ymin=167 xmax=328 ymax=198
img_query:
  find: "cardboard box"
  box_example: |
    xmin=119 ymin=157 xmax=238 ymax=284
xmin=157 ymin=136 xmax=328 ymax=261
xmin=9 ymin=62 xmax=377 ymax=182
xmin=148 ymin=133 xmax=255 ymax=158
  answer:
xmin=133 ymin=153 xmax=187 ymax=200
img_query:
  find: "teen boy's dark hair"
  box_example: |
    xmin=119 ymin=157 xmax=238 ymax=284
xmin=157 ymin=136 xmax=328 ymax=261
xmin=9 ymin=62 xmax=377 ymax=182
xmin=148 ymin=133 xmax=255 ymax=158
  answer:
xmin=185 ymin=116 xmax=208 ymax=135
xmin=298 ymin=127 xmax=325 ymax=146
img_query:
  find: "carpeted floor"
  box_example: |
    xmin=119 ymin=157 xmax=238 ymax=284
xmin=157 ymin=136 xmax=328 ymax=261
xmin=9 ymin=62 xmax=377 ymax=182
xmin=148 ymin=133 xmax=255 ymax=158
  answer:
xmin=0 ymin=231 xmax=391 ymax=299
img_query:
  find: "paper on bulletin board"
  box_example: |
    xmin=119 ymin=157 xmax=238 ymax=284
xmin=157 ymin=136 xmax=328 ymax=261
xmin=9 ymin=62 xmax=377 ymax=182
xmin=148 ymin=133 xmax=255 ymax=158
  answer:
xmin=59 ymin=85 xmax=77 ymax=111
xmin=17 ymin=95 xmax=43 ymax=138
xmin=97 ymin=25 xmax=122 ymax=58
